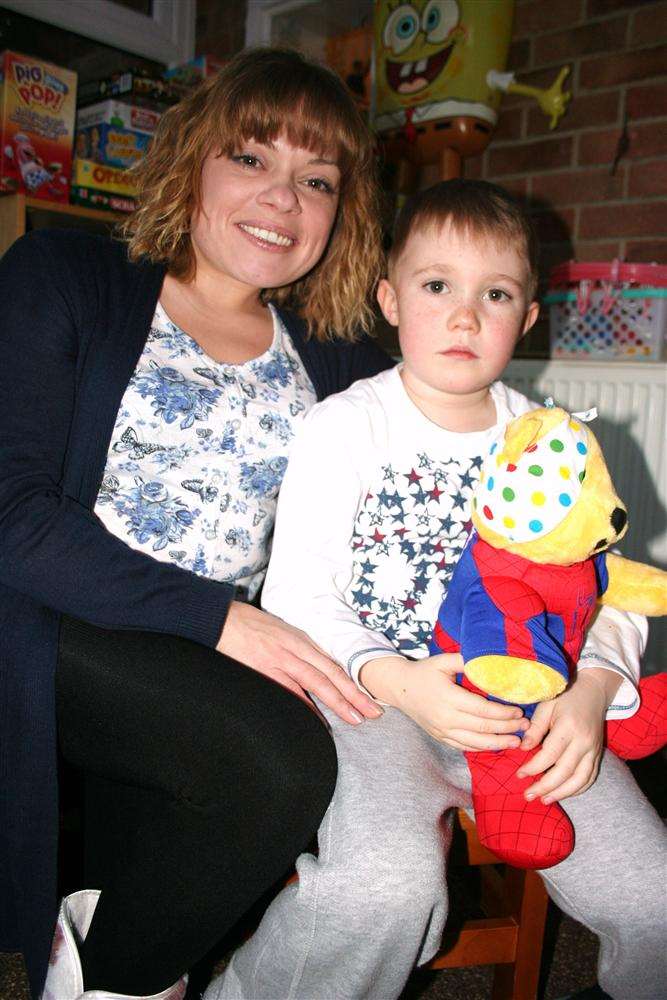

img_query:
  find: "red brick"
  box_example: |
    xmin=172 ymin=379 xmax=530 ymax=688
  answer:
xmin=626 ymin=81 xmax=667 ymax=120
xmin=578 ymin=121 xmax=667 ymax=165
xmin=625 ymin=239 xmax=667 ymax=262
xmin=529 ymin=208 xmax=576 ymax=243
xmin=494 ymin=106 xmax=525 ymax=142
xmin=580 ymin=45 xmax=667 ymax=88
xmin=508 ymin=38 xmax=532 ymax=73
xmin=588 ymin=0 xmax=656 ymax=15
xmin=534 ymin=16 xmax=628 ymax=65
xmin=488 ymin=136 xmax=573 ymax=175
xmin=629 ymin=159 xmax=667 ymax=197
xmin=495 ymin=176 xmax=530 ymax=200
xmin=532 ymin=166 xmax=625 ymax=205
xmin=579 ymin=200 xmax=667 ymax=238
xmin=574 ymin=240 xmax=624 ymax=260
xmin=515 ymin=0 xmax=584 ymax=36
xmin=579 ymin=127 xmax=623 ymax=165
xmin=631 ymin=1 xmax=667 ymax=45
xmin=527 ymin=90 xmax=620 ymax=137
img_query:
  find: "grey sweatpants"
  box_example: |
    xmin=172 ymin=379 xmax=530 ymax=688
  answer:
xmin=205 ymin=703 xmax=667 ymax=1000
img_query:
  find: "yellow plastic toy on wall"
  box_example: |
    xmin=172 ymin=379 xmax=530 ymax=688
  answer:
xmin=373 ymin=0 xmax=570 ymax=179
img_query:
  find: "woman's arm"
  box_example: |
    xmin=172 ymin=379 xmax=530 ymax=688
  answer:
xmin=0 ymin=232 xmax=230 ymax=647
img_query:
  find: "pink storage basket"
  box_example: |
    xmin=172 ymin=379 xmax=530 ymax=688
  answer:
xmin=545 ymin=260 xmax=667 ymax=361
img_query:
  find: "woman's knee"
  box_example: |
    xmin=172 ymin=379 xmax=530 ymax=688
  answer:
xmin=173 ymin=691 xmax=337 ymax=822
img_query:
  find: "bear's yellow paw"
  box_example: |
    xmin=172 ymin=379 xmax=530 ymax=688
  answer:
xmin=465 ymin=655 xmax=566 ymax=704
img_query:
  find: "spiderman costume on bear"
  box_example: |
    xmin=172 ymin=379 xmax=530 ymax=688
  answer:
xmin=429 ymin=404 xmax=667 ymax=869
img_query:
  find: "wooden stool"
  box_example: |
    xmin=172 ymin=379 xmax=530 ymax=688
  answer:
xmin=425 ymin=809 xmax=549 ymax=1000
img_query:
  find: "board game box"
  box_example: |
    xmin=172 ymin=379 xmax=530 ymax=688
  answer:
xmin=0 ymin=50 xmax=77 ymax=203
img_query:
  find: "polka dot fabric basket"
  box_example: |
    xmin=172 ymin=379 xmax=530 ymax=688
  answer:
xmin=545 ymin=260 xmax=667 ymax=361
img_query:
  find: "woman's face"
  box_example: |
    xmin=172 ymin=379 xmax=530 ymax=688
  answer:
xmin=190 ymin=134 xmax=341 ymax=295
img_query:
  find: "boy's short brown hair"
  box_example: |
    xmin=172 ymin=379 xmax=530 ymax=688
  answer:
xmin=389 ymin=179 xmax=539 ymax=298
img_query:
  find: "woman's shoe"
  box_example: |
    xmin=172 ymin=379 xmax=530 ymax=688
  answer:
xmin=41 ymin=890 xmax=187 ymax=1000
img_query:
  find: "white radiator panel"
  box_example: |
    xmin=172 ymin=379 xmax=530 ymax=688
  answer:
xmin=504 ymin=360 xmax=667 ymax=670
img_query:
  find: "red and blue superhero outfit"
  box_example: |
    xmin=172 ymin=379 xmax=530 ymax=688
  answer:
xmin=427 ymin=532 xmax=610 ymax=868
xmin=429 ymin=531 xmax=609 ymax=718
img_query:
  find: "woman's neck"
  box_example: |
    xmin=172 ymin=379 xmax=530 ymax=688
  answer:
xmin=160 ymin=270 xmax=274 ymax=365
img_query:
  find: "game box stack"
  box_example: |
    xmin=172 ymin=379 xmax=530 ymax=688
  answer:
xmin=71 ymin=69 xmax=178 ymax=214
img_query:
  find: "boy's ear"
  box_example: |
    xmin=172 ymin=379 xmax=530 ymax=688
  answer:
xmin=377 ymin=278 xmax=399 ymax=327
xmin=519 ymin=300 xmax=540 ymax=339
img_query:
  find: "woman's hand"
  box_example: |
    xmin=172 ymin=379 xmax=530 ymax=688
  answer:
xmin=517 ymin=667 xmax=623 ymax=803
xmin=360 ymin=654 xmax=528 ymax=750
xmin=217 ymin=601 xmax=383 ymax=726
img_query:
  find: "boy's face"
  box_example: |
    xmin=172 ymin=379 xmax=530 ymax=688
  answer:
xmin=377 ymin=221 xmax=539 ymax=401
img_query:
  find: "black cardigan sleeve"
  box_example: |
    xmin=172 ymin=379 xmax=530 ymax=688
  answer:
xmin=0 ymin=232 xmax=232 ymax=647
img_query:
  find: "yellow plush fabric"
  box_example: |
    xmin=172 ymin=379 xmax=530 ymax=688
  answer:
xmin=465 ymin=406 xmax=666 ymax=704
xmin=466 ymin=654 xmax=567 ymax=703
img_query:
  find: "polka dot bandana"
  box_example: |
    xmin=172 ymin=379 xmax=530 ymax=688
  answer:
xmin=473 ymin=412 xmax=590 ymax=542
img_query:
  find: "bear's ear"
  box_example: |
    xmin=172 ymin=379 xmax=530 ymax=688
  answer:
xmin=503 ymin=413 xmax=544 ymax=464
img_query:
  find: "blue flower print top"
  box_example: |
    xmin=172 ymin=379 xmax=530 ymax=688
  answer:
xmin=94 ymin=302 xmax=317 ymax=600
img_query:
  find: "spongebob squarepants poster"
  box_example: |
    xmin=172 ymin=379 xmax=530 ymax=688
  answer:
xmin=374 ymin=0 xmax=514 ymax=132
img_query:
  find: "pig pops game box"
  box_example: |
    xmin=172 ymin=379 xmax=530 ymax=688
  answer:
xmin=0 ymin=50 xmax=77 ymax=203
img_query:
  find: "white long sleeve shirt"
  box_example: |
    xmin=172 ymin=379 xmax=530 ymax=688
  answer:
xmin=263 ymin=367 xmax=645 ymax=717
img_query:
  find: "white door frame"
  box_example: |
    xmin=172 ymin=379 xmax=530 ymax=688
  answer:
xmin=1 ymin=0 xmax=195 ymax=65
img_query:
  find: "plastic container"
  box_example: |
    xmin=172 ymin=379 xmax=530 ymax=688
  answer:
xmin=544 ymin=260 xmax=667 ymax=361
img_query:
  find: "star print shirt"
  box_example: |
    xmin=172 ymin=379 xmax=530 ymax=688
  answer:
xmin=94 ymin=301 xmax=316 ymax=601
xmin=263 ymin=366 xmax=644 ymax=717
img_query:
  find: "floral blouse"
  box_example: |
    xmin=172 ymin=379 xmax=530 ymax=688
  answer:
xmin=94 ymin=301 xmax=317 ymax=600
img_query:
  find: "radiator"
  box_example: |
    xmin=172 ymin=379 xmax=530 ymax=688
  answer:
xmin=504 ymin=360 xmax=667 ymax=670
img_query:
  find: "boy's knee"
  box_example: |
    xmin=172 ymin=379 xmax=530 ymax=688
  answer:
xmin=329 ymin=835 xmax=447 ymax=928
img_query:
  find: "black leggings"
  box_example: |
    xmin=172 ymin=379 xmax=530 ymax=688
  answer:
xmin=56 ymin=615 xmax=337 ymax=995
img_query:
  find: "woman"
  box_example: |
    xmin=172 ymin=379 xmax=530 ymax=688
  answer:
xmin=0 ymin=48 xmax=391 ymax=999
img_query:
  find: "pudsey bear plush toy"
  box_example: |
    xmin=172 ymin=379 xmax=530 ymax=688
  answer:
xmin=429 ymin=404 xmax=667 ymax=869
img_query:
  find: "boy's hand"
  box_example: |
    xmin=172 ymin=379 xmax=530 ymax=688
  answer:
xmin=517 ymin=668 xmax=622 ymax=803
xmin=360 ymin=653 xmax=528 ymax=750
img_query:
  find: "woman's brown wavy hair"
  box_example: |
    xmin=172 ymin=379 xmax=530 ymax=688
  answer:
xmin=120 ymin=47 xmax=383 ymax=341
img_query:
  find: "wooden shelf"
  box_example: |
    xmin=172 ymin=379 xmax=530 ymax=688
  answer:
xmin=25 ymin=195 xmax=124 ymax=224
xmin=0 ymin=192 xmax=124 ymax=256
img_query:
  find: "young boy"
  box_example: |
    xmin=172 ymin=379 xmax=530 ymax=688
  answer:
xmin=208 ymin=181 xmax=665 ymax=1000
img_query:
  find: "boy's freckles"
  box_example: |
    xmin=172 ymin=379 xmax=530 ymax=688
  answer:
xmin=379 ymin=223 xmax=539 ymax=404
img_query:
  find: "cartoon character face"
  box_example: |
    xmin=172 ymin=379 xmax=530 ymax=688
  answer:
xmin=379 ymin=0 xmax=463 ymax=104
xmin=374 ymin=0 xmax=514 ymax=128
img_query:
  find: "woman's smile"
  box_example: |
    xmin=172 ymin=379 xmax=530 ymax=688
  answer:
xmin=236 ymin=222 xmax=297 ymax=249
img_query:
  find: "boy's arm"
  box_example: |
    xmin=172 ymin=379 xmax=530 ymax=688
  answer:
xmin=262 ymin=399 xmax=399 ymax=686
xmin=578 ymin=604 xmax=646 ymax=719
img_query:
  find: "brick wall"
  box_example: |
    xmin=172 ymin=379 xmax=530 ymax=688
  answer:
xmin=456 ymin=0 xmax=667 ymax=353
xmin=470 ymin=1 xmax=667 ymax=261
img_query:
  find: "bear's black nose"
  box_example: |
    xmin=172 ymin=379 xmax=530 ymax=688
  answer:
xmin=611 ymin=507 xmax=627 ymax=534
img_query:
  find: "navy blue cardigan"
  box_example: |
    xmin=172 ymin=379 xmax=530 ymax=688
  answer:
xmin=0 ymin=229 xmax=392 ymax=994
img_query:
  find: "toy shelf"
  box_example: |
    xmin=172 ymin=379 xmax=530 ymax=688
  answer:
xmin=0 ymin=192 xmax=124 ymax=257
